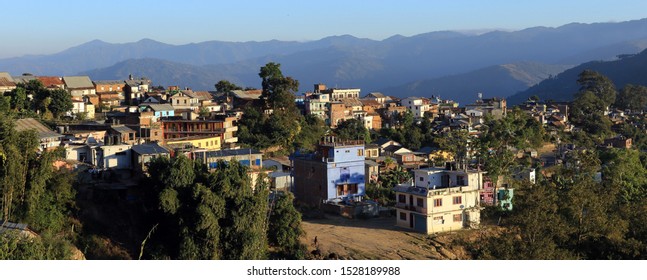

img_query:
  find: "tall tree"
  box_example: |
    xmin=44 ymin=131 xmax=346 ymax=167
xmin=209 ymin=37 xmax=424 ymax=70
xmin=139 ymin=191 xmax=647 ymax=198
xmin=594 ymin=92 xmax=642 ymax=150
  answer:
xmin=615 ymin=84 xmax=647 ymax=112
xmin=577 ymin=70 xmax=617 ymax=107
xmin=48 ymin=89 xmax=73 ymax=119
xmin=215 ymin=80 xmax=242 ymax=93
xmin=334 ymin=118 xmax=370 ymax=143
xmin=268 ymin=192 xmax=305 ymax=259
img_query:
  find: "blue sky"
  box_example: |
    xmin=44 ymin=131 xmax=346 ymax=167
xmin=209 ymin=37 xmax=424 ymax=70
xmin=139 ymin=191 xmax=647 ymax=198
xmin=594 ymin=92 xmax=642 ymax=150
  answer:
xmin=2 ymin=0 xmax=647 ymax=58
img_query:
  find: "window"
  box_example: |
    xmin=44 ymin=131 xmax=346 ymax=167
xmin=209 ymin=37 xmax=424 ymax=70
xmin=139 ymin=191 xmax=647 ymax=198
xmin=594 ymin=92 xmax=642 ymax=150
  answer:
xmin=357 ymin=149 xmax=364 ymax=156
xmin=345 ymin=150 xmax=350 ymax=153
xmin=398 ymin=194 xmax=406 ymax=204
xmin=400 ymin=212 xmax=406 ymax=221
xmin=453 ymin=196 xmax=462 ymax=205
xmin=434 ymin=198 xmax=442 ymax=207
xmin=419 ymin=177 xmax=424 ymax=182
xmin=453 ymin=214 xmax=462 ymax=222
xmin=457 ymin=175 xmax=466 ymax=186
xmin=416 ymin=198 xmax=424 ymax=207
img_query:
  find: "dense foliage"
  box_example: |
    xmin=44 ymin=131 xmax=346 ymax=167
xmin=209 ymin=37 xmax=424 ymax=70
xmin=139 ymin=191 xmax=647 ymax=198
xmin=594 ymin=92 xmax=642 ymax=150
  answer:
xmin=141 ymin=156 xmax=305 ymax=260
xmin=0 ymin=113 xmax=77 ymax=259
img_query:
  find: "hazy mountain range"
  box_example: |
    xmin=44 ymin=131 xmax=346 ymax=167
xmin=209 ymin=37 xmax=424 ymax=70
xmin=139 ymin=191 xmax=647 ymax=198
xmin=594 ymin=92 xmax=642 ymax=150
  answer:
xmin=508 ymin=48 xmax=647 ymax=105
xmin=3 ymin=18 xmax=647 ymax=104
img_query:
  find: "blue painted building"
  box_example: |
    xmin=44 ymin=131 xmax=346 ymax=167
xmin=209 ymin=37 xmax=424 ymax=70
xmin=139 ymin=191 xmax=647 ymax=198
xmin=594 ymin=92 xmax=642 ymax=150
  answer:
xmin=140 ymin=104 xmax=175 ymax=118
xmin=292 ymin=138 xmax=366 ymax=206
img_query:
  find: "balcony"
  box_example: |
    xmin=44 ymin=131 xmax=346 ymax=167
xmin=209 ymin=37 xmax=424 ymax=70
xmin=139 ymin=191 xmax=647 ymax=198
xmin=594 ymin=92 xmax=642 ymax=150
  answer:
xmin=395 ymin=203 xmax=427 ymax=214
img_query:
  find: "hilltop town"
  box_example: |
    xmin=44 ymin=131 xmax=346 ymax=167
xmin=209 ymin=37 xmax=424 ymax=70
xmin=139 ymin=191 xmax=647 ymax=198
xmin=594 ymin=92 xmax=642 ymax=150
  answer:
xmin=1 ymin=63 xmax=647 ymax=260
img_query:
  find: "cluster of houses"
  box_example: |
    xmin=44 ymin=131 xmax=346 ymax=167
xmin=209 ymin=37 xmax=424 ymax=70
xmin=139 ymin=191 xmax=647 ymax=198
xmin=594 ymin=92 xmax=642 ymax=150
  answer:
xmin=9 ymin=70 xmax=640 ymax=236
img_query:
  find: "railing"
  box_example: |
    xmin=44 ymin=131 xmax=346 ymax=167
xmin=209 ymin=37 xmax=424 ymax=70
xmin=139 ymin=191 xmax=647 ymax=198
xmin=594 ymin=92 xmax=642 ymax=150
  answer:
xmin=394 ymin=203 xmax=427 ymax=213
xmin=319 ymin=140 xmax=364 ymax=147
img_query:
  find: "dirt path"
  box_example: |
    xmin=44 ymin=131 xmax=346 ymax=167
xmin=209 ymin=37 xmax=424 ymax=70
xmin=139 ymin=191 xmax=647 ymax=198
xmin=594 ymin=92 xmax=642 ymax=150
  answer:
xmin=301 ymin=214 xmax=470 ymax=260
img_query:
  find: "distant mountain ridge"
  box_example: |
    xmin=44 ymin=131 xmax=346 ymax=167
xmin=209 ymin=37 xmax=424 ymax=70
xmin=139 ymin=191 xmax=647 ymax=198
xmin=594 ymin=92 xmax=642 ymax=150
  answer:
xmin=4 ymin=18 xmax=647 ymax=101
xmin=381 ymin=62 xmax=572 ymax=105
xmin=507 ymin=48 xmax=647 ymax=105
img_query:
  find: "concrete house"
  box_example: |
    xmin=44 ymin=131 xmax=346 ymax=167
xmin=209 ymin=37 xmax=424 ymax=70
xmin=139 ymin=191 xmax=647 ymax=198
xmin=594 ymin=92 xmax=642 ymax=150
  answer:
xmin=0 ymin=72 xmax=16 ymax=93
xmin=395 ymin=167 xmax=485 ymax=234
xmin=140 ymin=103 xmax=175 ymax=119
xmin=401 ymin=97 xmax=430 ymax=118
xmin=63 ymin=76 xmax=96 ymax=97
xmin=292 ymin=138 xmax=366 ymax=206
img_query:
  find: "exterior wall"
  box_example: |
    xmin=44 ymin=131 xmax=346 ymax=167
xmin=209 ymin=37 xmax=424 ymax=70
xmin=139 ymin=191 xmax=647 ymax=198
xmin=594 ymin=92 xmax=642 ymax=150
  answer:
xmin=329 ymin=103 xmax=346 ymax=128
xmin=100 ymin=144 xmax=132 ymax=169
xmin=65 ymin=145 xmax=92 ymax=163
xmin=365 ymin=148 xmax=379 ymax=158
xmin=293 ymin=159 xmax=329 ymax=206
xmin=326 ymin=88 xmax=360 ymax=100
xmin=396 ymin=167 xmax=484 ymax=234
xmin=166 ymin=136 xmax=221 ymax=150
xmin=294 ymin=142 xmax=366 ymax=206
xmin=95 ymin=83 xmax=125 ymax=93
xmin=195 ymin=152 xmax=262 ymax=169
xmin=70 ymin=88 xmax=96 ymax=97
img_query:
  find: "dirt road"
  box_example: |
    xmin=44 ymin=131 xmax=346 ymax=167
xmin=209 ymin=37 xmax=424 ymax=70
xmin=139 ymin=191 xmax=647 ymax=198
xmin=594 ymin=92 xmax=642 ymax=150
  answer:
xmin=301 ymin=214 xmax=471 ymax=260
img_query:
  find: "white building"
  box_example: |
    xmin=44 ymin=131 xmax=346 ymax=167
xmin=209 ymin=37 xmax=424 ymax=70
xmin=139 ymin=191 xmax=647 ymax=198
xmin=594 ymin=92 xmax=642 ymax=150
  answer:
xmin=394 ymin=167 xmax=484 ymax=234
xmin=401 ymin=97 xmax=429 ymax=118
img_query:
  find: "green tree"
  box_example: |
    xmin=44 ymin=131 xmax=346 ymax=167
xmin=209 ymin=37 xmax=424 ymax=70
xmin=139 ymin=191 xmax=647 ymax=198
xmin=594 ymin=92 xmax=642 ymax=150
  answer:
xmin=215 ymin=80 xmax=242 ymax=93
xmin=334 ymin=118 xmax=370 ymax=143
xmin=268 ymin=192 xmax=306 ymax=259
xmin=577 ymin=70 xmax=617 ymax=107
xmin=8 ymin=87 xmax=28 ymax=112
xmin=615 ymin=84 xmax=647 ymax=111
xmin=48 ymin=89 xmax=73 ymax=119
xmin=294 ymin=114 xmax=327 ymax=152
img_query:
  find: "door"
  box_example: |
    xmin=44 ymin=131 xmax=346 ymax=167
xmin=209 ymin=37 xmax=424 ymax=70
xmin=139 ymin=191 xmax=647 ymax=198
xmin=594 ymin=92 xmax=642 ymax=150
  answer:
xmin=414 ymin=214 xmax=427 ymax=233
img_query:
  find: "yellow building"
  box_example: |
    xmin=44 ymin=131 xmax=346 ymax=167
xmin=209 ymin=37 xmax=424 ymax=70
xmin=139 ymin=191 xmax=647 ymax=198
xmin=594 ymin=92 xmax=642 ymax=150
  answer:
xmin=166 ymin=135 xmax=221 ymax=150
xmin=394 ymin=167 xmax=484 ymax=234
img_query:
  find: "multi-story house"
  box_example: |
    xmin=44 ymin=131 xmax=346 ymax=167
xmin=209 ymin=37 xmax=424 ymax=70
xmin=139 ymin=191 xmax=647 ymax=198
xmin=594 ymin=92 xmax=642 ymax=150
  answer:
xmin=363 ymin=92 xmax=388 ymax=105
xmin=465 ymin=97 xmax=507 ymax=119
xmin=304 ymin=92 xmax=330 ymax=121
xmin=160 ymin=116 xmax=238 ymax=147
xmin=315 ymin=83 xmax=361 ymax=100
xmin=94 ymin=80 xmax=126 ymax=93
xmin=292 ymin=138 xmax=366 ymax=206
xmin=401 ymin=97 xmax=430 ymax=118
xmin=124 ymin=76 xmax=150 ymax=105
xmin=169 ymin=90 xmax=200 ymax=111
xmin=394 ymin=166 xmax=484 ymax=234
xmin=140 ymin=104 xmax=175 ymax=120
xmin=63 ymin=76 xmax=96 ymax=97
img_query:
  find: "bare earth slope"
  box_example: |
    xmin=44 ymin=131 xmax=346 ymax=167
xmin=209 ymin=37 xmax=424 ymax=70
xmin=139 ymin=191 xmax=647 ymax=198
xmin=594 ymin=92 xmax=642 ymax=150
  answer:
xmin=301 ymin=214 xmax=475 ymax=260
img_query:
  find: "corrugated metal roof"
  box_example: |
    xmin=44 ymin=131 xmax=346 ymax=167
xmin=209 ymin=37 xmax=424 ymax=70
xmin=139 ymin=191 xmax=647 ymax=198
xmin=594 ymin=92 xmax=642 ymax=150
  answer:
xmin=145 ymin=104 xmax=175 ymax=112
xmin=11 ymin=75 xmax=37 ymax=84
xmin=110 ymin=125 xmax=136 ymax=134
xmin=0 ymin=221 xmax=29 ymax=234
xmin=0 ymin=77 xmax=16 ymax=87
xmin=202 ymin=148 xmax=262 ymax=158
xmin=37 ymin=76 xmax=64 ymax=87
xmin=14 ymin=118 xmax=63 ymax=140
xmin=63 ymin=76 xmax=94 ymax=89
xmin=231 ymin=90 xmax=262 ymax=100
xmin=131 ymin=143 xmax=169 ymax=155
xmin=0 ymin=72 xmax=14 ymax=82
